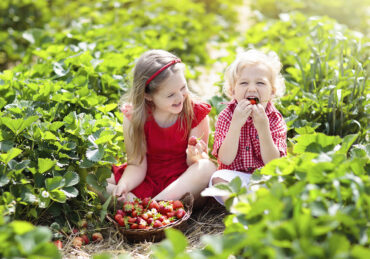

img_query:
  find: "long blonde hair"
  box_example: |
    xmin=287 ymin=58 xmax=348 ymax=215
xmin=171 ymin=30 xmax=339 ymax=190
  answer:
xmin=122 ymin=50 xmax=194 ymax=162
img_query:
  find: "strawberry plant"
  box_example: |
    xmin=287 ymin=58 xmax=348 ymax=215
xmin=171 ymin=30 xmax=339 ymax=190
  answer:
xmin=152 ymin=132 xmax=370 ymax=258
xmin=0 ymin=214 xmax=61 ymax=258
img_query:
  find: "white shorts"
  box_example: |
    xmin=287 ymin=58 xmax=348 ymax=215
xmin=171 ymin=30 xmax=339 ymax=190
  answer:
xmin=208 ymin=169 xmax=253 ymax=205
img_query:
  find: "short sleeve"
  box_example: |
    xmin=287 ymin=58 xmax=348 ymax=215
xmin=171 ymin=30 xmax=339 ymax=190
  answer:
xmin=269 ymin=111 xmax=287 ymax=157
xmin=211 ymin=108 xmax=233 ymax=158
xmin=191 ymin=102 xmax=212 ymax=128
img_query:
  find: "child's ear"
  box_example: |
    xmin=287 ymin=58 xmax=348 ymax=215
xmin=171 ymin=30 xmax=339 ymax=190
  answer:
xmin=144 ymin=94 xmax=152 ymax=101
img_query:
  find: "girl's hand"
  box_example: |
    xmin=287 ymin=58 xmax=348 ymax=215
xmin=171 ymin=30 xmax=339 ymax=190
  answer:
xmin=231 ymin=99 xmax=253 ymax=129
xmin=251 ymin=104 xmax=269 ymax=131
xmin=113 ymin=181 xmax=129 ymax=203
xmin=186 ymin=139 xmax=208 ymax=164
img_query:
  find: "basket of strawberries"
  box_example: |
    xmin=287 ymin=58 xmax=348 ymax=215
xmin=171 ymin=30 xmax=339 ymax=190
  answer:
xmin=107 ymin=192 xmax=194 ymax=242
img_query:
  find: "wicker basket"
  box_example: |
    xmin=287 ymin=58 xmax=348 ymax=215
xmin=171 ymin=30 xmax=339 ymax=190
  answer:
xmin=107 ymin=192 xmax=194 ymax=243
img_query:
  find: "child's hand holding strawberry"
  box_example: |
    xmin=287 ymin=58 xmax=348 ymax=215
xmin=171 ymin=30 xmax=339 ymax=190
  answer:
xmin=251 ymin=104 xmax=269 ymax=132
xmin=186 ymin=136 xmax=208 ymax=165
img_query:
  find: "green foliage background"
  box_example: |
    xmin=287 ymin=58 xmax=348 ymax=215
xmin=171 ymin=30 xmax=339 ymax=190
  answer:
xmin=0 ymin=0 xmax=369 ymax=258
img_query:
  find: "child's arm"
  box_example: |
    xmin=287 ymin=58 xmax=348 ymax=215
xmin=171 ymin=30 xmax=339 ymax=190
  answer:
xmin=218 ymin=99 xmax=252 ymax=165
xmin=186 ymin=115 xmax=210 ymax=165
xmin=251 ymin=104 xmax=280 ymax=163
xmin=113 ymin=115 xmax=147 ymax=200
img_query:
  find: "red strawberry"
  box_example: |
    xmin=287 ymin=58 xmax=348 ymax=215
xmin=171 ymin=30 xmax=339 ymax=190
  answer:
xmin=130 ymin=223 xmax=139 ymax=229
xmin=247 ymin=97 xmax=259 ymax=105
xmin=81 ymin=234 xmax=89 ymax=245
xmin=188 ymin=136 xmax=198 ymax=146
xmin=142 ymin=197 xmax=151 ymax=207
xmin=149 ymin=200 xmax=160 ymax=210
xmin=116 ymin=209 xmax=125 ymax=216
xmin=142 ymin=213 xmax=149 ymax=221
xmin=53 ymin=240 xmax=63 ymax=249
xmin=92 ymin=232 xmax=103 ymax=242
xmin=128 ymin=217 xmax=137 ymax=223
xmin=173 ymin=200 xmax=183 ymax=210
xmin=115 ymin=214 xmax=125 ymax=227
xmin=147 ymin=218 xmax=154 ymax=225
xmin=115 ymin=213 xmax=123 ymax=222
xmin=153 ymin=220 xmax=163 ymax=228
xmin=131 ymin=210 xmax=138 ymax=217
xmin=167 ymin=211 xmax=175 ymax=218
xmin=176 ymin=208 xmax=186 ymax=219
xmin=158 ymin=215 xmax=167 ymax=222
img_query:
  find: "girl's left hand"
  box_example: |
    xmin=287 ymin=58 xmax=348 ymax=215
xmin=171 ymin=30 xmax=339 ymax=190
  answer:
xmin=251 ymin=104 xmax=269 ymax=131
xmin=186 ymin=139 xmax=208 ymax=163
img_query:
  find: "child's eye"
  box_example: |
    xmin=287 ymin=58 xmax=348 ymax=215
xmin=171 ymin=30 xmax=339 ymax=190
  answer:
xmin=240 ymin=82 xmax=248 ymax=85
xmin=257 ymin=82 xmax=265 ymax=85
xmin=167 ymin=93 xmax=174 ymax=98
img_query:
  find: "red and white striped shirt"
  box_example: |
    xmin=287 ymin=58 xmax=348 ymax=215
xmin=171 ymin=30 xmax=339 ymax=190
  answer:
xmin=212 ymin=100 xmax=287 ymax=173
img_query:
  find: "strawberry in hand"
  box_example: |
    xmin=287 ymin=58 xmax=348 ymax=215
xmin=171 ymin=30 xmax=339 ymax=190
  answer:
xmin=188 ymin=136 xmax=198 ymax=146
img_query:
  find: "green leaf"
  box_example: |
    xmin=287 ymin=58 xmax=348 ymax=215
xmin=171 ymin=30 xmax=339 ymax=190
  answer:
xmin=97 ymin=103 xmax=117 ymax=113
xmin=350 ymin=245 xmax=370 ymax=259
xmin=100 ymin=195 xmax=112 ymax=222
xmin=0 ymin=173 xmax=9 ymax=187
xmin=229 ymin=176 xmax=242 ymax=193
xmin=62 ymin=186 xmax=79 ymax=198
xmin=43 ymin=131 xmax=58 ymax=141
xmin=338 ymin=134 xmax=358 ymax=154
xmin=45 ymin=176 xmax=65 ymax=191
xmin=38 ymin=158 xmax=56 ymax=174
xmin=0 ymin=147 xmax=22 ymax=164
xmin=0 ymin=116 xmax=39 ymax=136
xmin=10 ymin=221 xmax=35 ymax=235
xmin=48 ymin=121 xmax=65 ymax=132
xmin=96 ymin=167 xmax=112 ymax=183
xmin=50 ymin=190 xmax=67 ymax=203
xmin=8 ymin=159 xmax=30 ymax=172
xmin=86 ymin=174 xmax=104 ymax=193
xmin=86 ymin=146 xmax=104 ymax=162
xmin=294 ymin=133 xmax=342 ymax=154
xmin=94 ymin=134 xmax=115 ymax=145
xmin=165 ymin=228 xmax=188 ymax=254
xmin=64 ymin=171 xmax=79 ymax=187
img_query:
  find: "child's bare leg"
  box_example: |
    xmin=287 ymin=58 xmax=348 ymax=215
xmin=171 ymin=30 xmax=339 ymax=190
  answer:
xmin=154 ymin=159 xmax=217 ymax=201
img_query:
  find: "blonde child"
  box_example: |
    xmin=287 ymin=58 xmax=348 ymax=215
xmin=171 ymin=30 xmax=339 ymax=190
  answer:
xmin=107 ymin=49 xmax=216 ymax=202
xmin=206 ymin=49 xmax=287 ymax=205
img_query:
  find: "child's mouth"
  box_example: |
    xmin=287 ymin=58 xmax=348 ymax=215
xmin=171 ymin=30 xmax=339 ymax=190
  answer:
xmin=247 ymin=97 xmax=259 ymax=104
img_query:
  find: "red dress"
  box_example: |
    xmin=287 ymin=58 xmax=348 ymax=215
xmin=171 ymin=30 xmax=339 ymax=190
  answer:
xmin=112 ymin=102 xmax=211 ymax=199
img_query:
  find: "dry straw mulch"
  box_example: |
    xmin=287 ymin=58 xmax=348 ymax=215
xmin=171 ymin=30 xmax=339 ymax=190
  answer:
xmin=62 ymin=198 xmax=227 ymax=258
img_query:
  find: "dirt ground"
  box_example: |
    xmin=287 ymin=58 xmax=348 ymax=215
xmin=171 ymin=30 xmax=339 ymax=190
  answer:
xmin=61 ymin=198 xmax=227 ymax=258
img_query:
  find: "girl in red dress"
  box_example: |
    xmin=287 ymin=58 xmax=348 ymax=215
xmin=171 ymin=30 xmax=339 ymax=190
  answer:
xmin=106 ymin=50 xmax=216 ymax=202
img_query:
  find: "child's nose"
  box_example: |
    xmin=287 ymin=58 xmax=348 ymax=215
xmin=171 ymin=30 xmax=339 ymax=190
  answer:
xmin=176 ymin=92 xmax=184 ymax=101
